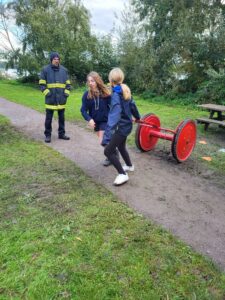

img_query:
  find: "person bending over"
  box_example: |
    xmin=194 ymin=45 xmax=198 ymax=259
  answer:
xmin=81 ymin=71 xmax=111 ymax=166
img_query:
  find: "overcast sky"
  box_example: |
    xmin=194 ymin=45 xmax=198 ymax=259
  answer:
xmin=0 ymin=0 xmax=129 ymax=52
xmin=82 ymin=0 xmax=128 ymax=34
xmin=1 ymin=0 xmax=129 ymax=34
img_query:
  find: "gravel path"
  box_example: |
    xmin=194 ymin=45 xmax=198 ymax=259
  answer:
xmin=1 ymin=97 xmax=225 ymax=270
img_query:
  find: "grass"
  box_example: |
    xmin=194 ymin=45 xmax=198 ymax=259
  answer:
xmin=0 ymin=79 xmax=225 ymax=177
xmin=0 ymin=114 xmax=225 ymax=299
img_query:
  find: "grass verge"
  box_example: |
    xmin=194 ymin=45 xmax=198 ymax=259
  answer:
xmin=0 ymin=115 xmax=225 ymax=299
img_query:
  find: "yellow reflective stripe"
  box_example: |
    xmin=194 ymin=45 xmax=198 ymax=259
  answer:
xmin=66 ymin=80 xmax=71 ymax=84
xmin=43 ymin=89 xmax=50 ymax=96
xmin=47 ymin=83 xmax=66 ymax=88
xmin=39 ymin=79 xmax=46 ymax=84
xmin=65 ymin=89 xmax=70 ymax=95
xmin=45 ymin=104 xmax=66 ymax=110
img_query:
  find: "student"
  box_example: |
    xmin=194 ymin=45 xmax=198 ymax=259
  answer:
xmin=80 ymin=71 xmax=111 ymax=166
xmin=102 ymin=68 xmax=141 ymax=186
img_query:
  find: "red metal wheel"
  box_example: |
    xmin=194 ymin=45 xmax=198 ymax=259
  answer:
xmin=171 ymin=119 xmax=197 ymax=162
xmin=135 ymin=113 xmax=160 ymax=151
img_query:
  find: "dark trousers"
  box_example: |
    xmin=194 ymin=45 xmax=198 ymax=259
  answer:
xmin=44 ymin=109 xmax=65 ymax=137
xmin=104 ymin=133 xmax=132 ymax=175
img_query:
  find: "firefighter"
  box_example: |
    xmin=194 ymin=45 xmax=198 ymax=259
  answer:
xmin=39 ymin=52 xmax=71 ymax=143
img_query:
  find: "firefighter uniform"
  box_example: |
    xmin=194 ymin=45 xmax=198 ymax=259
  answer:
xmin=39 ymin=52 xmax=71 ymax=141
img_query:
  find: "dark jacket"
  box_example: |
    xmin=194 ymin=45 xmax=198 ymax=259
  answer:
xmin=39 ymin=64 xmax=71 ymax=110
xmin=102 ymin=85 xmax=140 ymax=145
xmin=80 ymin=91 xmax=111 ymax=122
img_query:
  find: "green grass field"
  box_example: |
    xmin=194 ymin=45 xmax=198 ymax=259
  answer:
xmin=0 ymin=115 xmax=225 ymax=299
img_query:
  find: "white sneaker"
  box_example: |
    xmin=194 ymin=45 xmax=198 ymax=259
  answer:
xmin=114 ymin=173 xmax=129 ymax=186
xmin=122 ymin=165 xmax=135 ymax=172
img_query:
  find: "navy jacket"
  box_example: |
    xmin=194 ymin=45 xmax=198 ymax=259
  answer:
xmin=80 ymin=91 xmax=111 ymax=123
xmin=39 ymin=64 xmax=71 ymax=110
xmin=102 ymin=85 xmax=140 ymax=145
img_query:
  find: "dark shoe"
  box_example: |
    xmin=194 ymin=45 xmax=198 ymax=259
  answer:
xmin=45 ymin=136 xmax=51 ymax=143
xmin=102 ymin=158 xmax=112 ymax=167
xmin=58 ymin=135 xmax=70 ymax=140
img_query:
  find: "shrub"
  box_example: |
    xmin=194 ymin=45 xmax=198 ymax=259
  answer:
xmin=17 ymin=74 xmax=39 ymax=84
xmin=196 ymin=69 xmax=225 ymax=105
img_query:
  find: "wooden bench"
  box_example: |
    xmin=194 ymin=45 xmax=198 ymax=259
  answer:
xmin=196 ymin=117 xmax=225 ymax=130
xmin=197 ymin=104 xmax=225 ymax=130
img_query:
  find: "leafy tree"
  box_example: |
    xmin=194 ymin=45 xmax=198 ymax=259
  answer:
xmin=4 ymin=0 xmax=117 ymax=83
xmin=90 ymin=34 xmax=118 ymax=82
xmin=118 ymin=0 xmax=225 ymax=93
xmin=116 ymin=3 xmax=155 ymax=91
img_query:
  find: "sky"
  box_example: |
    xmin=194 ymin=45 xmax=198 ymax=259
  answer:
xmin=82 ymin=0 xmax=128 ymax=34
xmin=0 ymin=0 xmax=129 ymax=53
xmin=1 ymin=0 xmax=129 ymax=35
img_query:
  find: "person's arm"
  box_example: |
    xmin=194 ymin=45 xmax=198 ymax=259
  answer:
xmin=107 ymin=95 xmax=111 ymax=109
xmin=102 ymin=93 xmax=121 ymax=145
xmin=64 ymin=69 xmax=71 ymax=97
xmin=39 ymin=68 xmax=50 ymax=97
xmin=130 ymin=98 xmax=141 ymax=121
xmin=80 ymin=92 xmax=92 ymax=122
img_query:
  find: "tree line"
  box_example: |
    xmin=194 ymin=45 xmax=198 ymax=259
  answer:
xmin=1 ymin=0 xmax=225 ymax=102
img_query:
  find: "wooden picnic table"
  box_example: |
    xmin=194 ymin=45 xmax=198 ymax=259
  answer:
xmin=196 ymin=103 xmax=225 ymax=130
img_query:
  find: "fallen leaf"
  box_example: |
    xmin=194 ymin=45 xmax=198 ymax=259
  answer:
xmin=75 ymin=237 xmax=82 ymax=241
xmin=202 ymin=156 xmax=212 ymax=162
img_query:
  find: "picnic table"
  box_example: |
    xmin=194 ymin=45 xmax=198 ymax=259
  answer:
xmin=196 ymin=103 xmax=225 ymax=130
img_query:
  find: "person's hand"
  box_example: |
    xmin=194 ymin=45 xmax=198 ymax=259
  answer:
xmin=46 ymin=89 xmax=51 ymax=97
xmin=88 ymin=119 xmax=95 ymax=129
xmin=133 ymin=117 xmax=140 ymax=123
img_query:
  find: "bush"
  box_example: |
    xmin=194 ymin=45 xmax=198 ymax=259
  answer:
xmin=141 ymin=89 xmax=157 ymax=99
xmin=196 ymin=70 xmax=225 ymax=105
xmin=18 ymin=74 xmax=39 ymax=84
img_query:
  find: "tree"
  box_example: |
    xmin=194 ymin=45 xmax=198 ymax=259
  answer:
xmin=115 ymin=3 xmax=154 ymax=91
xmin=0 ymin=0 xmax=18 ymax=52
xmin=3 ymin=0 xmax=117 ymax=83
xmin=117 ymin=0 xmax=225 ymax=93
xmin=0 ymin=0 xmax=21 ymax=73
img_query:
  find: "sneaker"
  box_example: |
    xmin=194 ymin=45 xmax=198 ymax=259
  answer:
xmin=45 ymin=136 xmax=51 ymax=143
xmin=58 ymin=135 xmax=70 ymax=140
xmin=123 ymin=165 xmax=134 ymax=172
xmin=102 ymin=158 xmax=111 ymax=167
xmin=113 ymin=173 xmax=129 ymax=186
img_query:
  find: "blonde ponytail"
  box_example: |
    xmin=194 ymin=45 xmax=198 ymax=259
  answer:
xmin=121 ymin=83 xmax=131 ymax=100
xmin=108 ymin=68 xmax=131 ymax=100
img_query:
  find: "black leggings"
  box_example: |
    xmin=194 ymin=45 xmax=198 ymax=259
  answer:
xmin=104 ymin=133 xmax=132 ymax=174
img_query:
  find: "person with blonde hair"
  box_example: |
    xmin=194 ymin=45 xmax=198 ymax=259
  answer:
xmin=102 ymin=68 xmax=141 ymax=186
xmin=80 ymin=71 xmax=111 ymax=166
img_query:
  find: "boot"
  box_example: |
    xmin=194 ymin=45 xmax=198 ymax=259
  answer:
xmin=58 ymin=135 xmax=70 ymax=140
xmin=45 ymin=136 xmax=51 ymax=143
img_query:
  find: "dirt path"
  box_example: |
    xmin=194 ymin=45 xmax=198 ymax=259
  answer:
xmin=1 ymin=97 xmax=225 ymax=271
